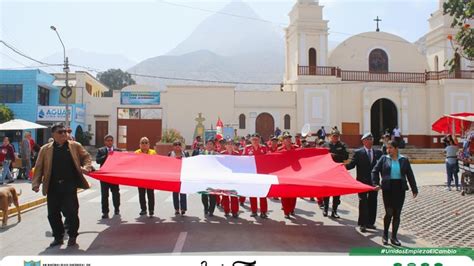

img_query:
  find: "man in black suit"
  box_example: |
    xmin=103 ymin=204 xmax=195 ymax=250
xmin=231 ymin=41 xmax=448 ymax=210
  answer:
xmin=346 ymin=132 xmax=382 ymax=232
xmin=96 ymin=135 xmax=121 ymax=219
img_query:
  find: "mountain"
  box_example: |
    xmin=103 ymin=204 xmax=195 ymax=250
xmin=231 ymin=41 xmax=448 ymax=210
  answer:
xmin=128 ymin=50 xmax=284 ymax=91
xmin=166 ymin=0 xmax=284 ymax=57
xmin=129 ymin=0 xmax=285 ymax=90
xmin=40 ymin=48 xmax=136 ymax=73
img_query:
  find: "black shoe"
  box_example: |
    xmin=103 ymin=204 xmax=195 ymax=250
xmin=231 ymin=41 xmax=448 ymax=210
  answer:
xmin=382 ymin=235 xmax=389 ymax=245
xmin=290 ymin=211 xmax=296 ymax=216
xmin=67 ymin=237 xmax=77 ymax=247
xmin=101 ymin=213 xmax=109 ymax=219
xmin=49 ymin=238 xmax=64 ymax=247
xmin=323 ymin=210 xmax=328 ymax=217
xmin=360 ymin=226 xmax=367 ymax=233
xmin=149 ymin=211 xmax=154 ymax=217
xmin=181 ymin=210 xmax=186 ymax=216
xmin=240 ymin=202 xmax=244 ymax=207
xmin=224 ymin=213 xmax=230 ymax=217
xmin=310 ymin=197 xmax=315 ymax=201
xmin=284 ymin=214 xmax=292 ymax=219
xmin=260 ymin=213 xmax=268 ymax=219
xmin=139 ymin=210 xmax=147 ymax=216
xmin=232 ymin=213 xmax=239 ymax=218
xmin=250 ymin=212 xmax=257 ymax=217
xmin=390 ymin=237 xmax=401 ymax=246
xmin=175 ymin=210 xmax=180 ymax=215
xmin=114 ymin=210 xmax=120 ymax=215
xmin=366 ymin=224 xmax=377 ymax=230
xmin=208 ymin=213 xmax=214 ymax=217
xmin=331 ymin=211 xmax=340 ymax=219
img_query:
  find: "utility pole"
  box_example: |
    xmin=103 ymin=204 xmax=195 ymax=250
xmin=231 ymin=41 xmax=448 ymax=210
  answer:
xmin=50 ymin=25 xmax=72 ymax=127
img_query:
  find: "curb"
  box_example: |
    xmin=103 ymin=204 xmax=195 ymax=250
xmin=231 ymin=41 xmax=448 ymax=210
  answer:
xmin=0 ymin=189 xmax=84 ymax=219
xmin=411 ymin=159 xmax=444 ymax=164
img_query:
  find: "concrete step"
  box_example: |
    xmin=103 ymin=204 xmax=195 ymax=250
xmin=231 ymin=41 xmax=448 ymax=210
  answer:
xmin=349 ymin=148 xmax=446 ymax=162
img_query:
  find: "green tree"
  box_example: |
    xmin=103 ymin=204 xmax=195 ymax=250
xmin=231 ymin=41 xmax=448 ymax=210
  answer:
xmin=0 ymin=104 xmax=14 ymax=123
xmin=443 ymin=0 xmax=473 ymax=70
xmin=97 ymin=69 xmax=136 ymax=91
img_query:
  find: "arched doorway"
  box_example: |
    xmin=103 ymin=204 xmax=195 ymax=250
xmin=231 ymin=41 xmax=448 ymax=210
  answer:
xmin=255 ymin=113 xmax=274 ymax=141
xmin=371 ymin=98 xmax=397 ymax=144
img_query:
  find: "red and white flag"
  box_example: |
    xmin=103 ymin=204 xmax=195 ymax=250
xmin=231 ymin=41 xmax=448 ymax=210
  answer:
xmin=90 ymin=148 xmax=374 ymax=197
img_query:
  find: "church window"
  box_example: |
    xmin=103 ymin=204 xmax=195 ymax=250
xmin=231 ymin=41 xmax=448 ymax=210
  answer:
xmin=309 ymin=48 xmax=317 ymax=67
xmin=369 ymin=49 xmax=389 ymax=72
xmin=239 ymin=114 xmax=246 ymax=129
xmin=284 ymin=114 xmax=291 ymax=130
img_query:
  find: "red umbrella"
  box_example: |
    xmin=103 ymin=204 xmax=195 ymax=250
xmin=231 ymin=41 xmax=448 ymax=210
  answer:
xmin=431 ymin=112 xmax=474 ymax=135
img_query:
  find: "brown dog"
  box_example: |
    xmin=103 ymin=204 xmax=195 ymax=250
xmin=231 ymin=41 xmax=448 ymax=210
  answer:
xmin=0 ymin=186 xmax=22 ymax=227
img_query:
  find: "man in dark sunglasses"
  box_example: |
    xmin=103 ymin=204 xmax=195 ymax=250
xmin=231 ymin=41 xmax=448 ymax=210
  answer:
xmin=32 ymin=123 xmax=92 ymax=248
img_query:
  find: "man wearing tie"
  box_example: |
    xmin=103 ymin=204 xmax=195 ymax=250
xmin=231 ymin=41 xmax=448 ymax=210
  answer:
xmin=96 ymin=135 xmax=121 ymax=219
xmin=346 ymin=132 xmax=382 ymax=232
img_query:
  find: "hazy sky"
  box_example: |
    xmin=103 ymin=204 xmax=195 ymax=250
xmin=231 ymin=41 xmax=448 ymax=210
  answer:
xmin=0 ymin=0 xmax=439 ymax=69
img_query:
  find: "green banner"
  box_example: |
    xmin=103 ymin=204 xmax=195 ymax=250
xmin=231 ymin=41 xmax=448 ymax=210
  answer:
xmin=350 ymin=248 xmax=473 ymax=259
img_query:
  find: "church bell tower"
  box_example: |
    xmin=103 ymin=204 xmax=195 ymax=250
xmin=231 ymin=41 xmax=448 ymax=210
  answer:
xmin=284 ymin=0 xmax=329 ymax=88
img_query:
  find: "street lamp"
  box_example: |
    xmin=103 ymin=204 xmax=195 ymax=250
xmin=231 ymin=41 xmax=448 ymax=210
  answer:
xmin=50 ymin=25 xmax=71 ymax=128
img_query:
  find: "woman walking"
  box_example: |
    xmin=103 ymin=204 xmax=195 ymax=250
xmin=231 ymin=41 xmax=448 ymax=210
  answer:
xmin=372 ymin=140 xmax=418 ymax=246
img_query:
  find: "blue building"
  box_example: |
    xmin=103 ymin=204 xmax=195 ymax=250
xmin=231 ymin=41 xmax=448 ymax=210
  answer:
xmin=0 ymin=69 xmax=85 ymax=148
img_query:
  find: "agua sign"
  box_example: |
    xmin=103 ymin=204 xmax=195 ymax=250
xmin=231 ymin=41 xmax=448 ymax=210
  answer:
xmin=37 ymin=106 xmax=71 ymax=121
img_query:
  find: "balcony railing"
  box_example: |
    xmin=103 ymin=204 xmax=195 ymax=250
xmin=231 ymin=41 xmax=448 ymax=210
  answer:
xmin=426 ymin=70 xmax=474 ymax=80
xmin=298 ymin=66 xmax=337 ymax=76
xmin=341 ymin=70 xmax=426 ymax=83
xmin=297 ymin=65 xmax=474 ymax=83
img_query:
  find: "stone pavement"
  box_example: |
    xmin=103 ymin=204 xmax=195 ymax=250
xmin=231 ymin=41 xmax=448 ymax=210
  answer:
xmin=342 ymin=186 xmax=473 ymax=248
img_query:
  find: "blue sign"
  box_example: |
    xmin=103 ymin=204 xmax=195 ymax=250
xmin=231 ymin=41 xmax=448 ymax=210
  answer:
xmin=37 ymin=106 xmax=71 ymax=121
xmin=121 ymin=91 xmax=160 ymax=105
xmin=204 ymin=130 xmax=217 ymax=143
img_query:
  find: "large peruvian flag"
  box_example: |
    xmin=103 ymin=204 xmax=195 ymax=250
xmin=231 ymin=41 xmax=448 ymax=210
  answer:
xmin=89 ymin=148 xmax=374 ymax=197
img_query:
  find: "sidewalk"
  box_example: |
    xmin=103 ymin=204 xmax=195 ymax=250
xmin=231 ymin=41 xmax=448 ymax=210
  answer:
xmin=0 ymin=161 xmax=101 ymax=218
xmin=0 ymin=179 xmax=46 ymax=218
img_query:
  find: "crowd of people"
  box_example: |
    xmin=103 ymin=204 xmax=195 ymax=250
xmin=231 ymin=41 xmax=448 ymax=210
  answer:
xmin=25 ymin=122 xmax=423 ymax=248
xmin=0 ymin=132 xmax=40 ymax=185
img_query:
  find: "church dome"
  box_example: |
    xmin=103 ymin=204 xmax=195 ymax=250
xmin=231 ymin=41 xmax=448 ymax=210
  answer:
xmin=328 ymin=31 xmax=428 ymax=73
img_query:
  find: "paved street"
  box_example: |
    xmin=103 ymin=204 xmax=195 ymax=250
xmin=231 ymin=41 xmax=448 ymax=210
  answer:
xmin=0 ymin=163 xmax=471 ymax=257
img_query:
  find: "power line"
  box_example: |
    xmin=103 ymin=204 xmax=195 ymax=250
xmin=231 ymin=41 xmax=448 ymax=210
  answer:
xmin=159 ymin=0 xmax=449 ymax=50
xmin=0 ymin=44 xmax=438 ymax=87
xmin=159 ymin=1 xmax=287 ymax=27
xmin=0 ymin=40 xmax=62 ymax=67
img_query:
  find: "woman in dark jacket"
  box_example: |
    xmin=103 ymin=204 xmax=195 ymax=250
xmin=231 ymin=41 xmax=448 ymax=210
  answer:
xmin=372 ymin=140 xmax=418 ymax=246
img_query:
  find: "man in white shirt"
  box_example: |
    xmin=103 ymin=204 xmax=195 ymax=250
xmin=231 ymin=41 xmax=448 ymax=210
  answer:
xmin=392 ymin=126 xmax=402 ymax=144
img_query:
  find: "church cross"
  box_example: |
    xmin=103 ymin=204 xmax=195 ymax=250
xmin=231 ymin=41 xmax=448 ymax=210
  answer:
xmin=374 ymin=16 xmax=382 ymax=32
